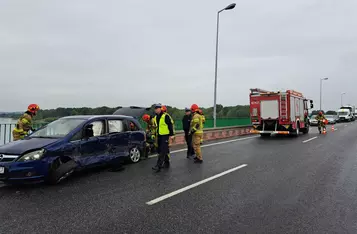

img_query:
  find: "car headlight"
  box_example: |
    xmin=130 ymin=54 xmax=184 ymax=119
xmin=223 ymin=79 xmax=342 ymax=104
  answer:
xmin=17 ymin=149 xmax=45 ymax=162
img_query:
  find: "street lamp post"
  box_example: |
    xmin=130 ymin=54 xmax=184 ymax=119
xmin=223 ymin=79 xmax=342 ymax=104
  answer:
xmin=213 ymin=3 xmax=236 ymax=128
xmin=319 ymin=77 xmax=328 ymax=111
xmin=341 ymin=92 xmax=346 ymax=106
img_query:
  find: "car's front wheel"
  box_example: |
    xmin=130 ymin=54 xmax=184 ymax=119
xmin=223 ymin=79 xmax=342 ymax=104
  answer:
xmin=129 ymin=147 xmax=141 ymax=163
xmin=46 ymin=158 xmax=77 ymax=185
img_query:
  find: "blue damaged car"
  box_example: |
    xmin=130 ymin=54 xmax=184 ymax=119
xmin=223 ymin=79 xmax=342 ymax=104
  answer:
xmin=0 ymin=107 xmax=148 ymax=185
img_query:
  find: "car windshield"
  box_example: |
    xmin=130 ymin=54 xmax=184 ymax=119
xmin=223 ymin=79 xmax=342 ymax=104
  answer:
xmin=311 ymin=115 xmax=317 ymax=119
xmin=30 ymin=118 xmax=86 ymax=138
xmin=325 ymin=115 xmax=334 ymax=119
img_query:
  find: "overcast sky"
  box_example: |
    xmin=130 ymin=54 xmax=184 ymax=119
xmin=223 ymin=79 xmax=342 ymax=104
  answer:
xmin=1 ymin=0 xmax=356 ymax=111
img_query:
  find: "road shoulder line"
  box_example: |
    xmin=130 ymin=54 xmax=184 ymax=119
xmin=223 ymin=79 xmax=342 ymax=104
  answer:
xmin=147 ymin=136 xmax=258 ymax=158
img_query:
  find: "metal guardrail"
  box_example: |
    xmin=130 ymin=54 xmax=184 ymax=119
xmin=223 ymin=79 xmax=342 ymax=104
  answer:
xmin=0 ymin=118 xmax=252 ymax=146
xmin=0 ymin=123 xmax=45 ymax=145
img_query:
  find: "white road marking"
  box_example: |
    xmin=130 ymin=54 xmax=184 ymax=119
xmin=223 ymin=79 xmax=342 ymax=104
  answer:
xmin=146 ymin=164 xmax=248 ymax=205
xmin=147 ymin=136 xmax=258 ymax=158
xmin=345 ymin=125 xmax=348 ymax=127
xmin=302 ymin=136 xmax=318 ymax=143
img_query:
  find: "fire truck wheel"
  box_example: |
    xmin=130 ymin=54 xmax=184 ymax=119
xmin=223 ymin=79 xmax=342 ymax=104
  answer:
xmin=301 ymin=124 xmax=309 ymax=134
xmin=292 ymin=123 xmax=300 ymax=137
xmin=260 ymin=133 xmax=271 ymax=137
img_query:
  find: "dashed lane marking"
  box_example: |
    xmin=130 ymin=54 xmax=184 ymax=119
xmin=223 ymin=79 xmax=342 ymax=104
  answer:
xmin=302 ymin=136 xmax=318 ymax=143
xmin=146 ymin=164 xmax=248 ymax=205
xmin=147 ymin=136 xmax=259 ymax=158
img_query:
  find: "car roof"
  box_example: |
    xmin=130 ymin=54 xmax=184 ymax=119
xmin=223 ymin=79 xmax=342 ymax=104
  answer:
xmin=113 ymin=106 xmax=151 ymax=118
xmin=60 ymin=115 xmax=135 ymax=120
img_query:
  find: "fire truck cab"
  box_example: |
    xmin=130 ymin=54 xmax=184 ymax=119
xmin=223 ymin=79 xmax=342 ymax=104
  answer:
xmin=249 ymin=88 xmax=313 ymax=137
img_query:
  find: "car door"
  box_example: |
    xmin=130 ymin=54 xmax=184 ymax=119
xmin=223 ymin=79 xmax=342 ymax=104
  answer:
xmin=79 ymin=120 xmax=109 ymax=168
xmin=107 ymin=119 xmax=130 ymax=160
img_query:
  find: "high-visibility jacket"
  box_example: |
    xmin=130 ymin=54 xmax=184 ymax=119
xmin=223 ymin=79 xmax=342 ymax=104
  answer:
xmin=190 ymin=112 xmax=203 ymax=134
xmin=166 ymin=113 xmax=175 ymax=134
xmin=12 ymin=112 xmax=33 ymax=140
xmin=153 ymin=113 xmax=170 ymax=135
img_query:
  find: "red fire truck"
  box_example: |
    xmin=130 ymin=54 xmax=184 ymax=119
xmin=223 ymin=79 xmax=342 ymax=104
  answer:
xmin=249 ymin=88 xmax=314 ymax=137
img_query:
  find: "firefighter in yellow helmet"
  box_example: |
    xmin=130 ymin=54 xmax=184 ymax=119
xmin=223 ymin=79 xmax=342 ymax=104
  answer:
xmin=198 ymin=109 xmax=205 ymax=145
xmin=189 ymin=104 xmax=204 ymax=163
xmin=12 ymin=104 xmax=40 ymax=141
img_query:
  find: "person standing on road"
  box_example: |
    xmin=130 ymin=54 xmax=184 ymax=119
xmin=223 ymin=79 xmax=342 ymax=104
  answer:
xmin=12 ymin=104 xmax=40 ymax=141
xmin=198 ymin=109 xmax=205 ymax=145
xmin=152 ymin=104 xmax=175 ymax=172
xmin=161 ymin=105 xmax=175 ymax=162
xmin=189 ymin=104 xmax=204 ymax=163
xmin=142 ymin=114 xmax=157 ymax=156
xmin=182 ymin=107 xmax=195 ymax=158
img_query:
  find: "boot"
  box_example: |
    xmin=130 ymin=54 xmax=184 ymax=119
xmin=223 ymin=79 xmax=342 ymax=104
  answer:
xmin=152 ymin=165 xmax=161 ymax=172
xmin=163 ymin=161 xmax=170 ymax=168
xmin=194 ymin=158 xmax=203 ymax=163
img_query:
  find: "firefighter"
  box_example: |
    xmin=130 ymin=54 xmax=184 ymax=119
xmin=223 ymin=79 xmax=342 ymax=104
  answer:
xmin=198 ymin=109 xmax=205 ymax=145
xmin=189 ymin=104 xmax=204 ymax=163
xmin=315 ymin=111 xmax=327 ymax=134
xmin=142 ymin=114 xmax=157 ymax=156
xmin=182 ymin=107 xmax=195 ymax=158
xmin=152 ymin=104 xmax=175 ymax=172
xmin=12 ymin=104 xmax=40 ymax=141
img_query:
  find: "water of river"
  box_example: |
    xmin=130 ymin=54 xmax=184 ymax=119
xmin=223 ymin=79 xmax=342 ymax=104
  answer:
xmin=0 ymin=118 xmax=16 ymax=145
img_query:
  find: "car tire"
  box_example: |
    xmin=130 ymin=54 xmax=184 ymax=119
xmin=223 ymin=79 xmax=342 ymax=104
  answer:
xmin=46 ymin=158 xmax=77 ymax=185
xmin=128 ymin=147 xmax=141 ymax=163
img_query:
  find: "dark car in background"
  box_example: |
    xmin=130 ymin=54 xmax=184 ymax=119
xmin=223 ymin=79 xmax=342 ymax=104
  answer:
xmin=0 ymin=107 xmax=148 ymax=185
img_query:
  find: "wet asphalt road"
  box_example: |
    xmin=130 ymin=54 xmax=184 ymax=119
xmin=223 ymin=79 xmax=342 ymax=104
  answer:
xmin=1 ymin=122 xmax=357 ymax=234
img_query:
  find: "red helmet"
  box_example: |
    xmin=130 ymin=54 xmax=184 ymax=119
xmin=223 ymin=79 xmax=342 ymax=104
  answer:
xmin=142 ymin=114 xmax=151 ymax=122
xmin=28 ymin=104 xmax=40 ymax=114
xmin=191 ymin=104 xmax=199 ymax=112
xmin=161 ymin=105 xmax=167 ymax=112
xmin=319 ymin=111 xmax=323 ymax=115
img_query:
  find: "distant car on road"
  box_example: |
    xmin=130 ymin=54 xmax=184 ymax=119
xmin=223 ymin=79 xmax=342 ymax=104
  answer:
xmin=325 ymin=115 xmax=338 ymax=124
xmin=0 ymin=107 xmax=148 ymax=185
xmin=310 ymin=115 xmax=318 ymax=126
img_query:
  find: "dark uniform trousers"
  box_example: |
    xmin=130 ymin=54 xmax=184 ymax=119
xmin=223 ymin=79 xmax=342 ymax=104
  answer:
xmin=184 ymin=131 xmax=194 ymax=156
xmin=157 ymin=135 xmax=170 ymax=167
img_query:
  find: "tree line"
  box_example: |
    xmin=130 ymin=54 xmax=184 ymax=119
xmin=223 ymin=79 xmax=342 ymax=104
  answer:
xmin=0 ymin=104 xmax=250 ymax=122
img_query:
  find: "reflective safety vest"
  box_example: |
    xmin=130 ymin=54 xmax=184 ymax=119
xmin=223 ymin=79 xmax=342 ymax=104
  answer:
xmin=153 ymin=113 xmax=170 ymax=135
xmin=190 ymin=113 xmax=203 ymax=134
xmin=166 ymin=113 xmax=175 ymax=134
